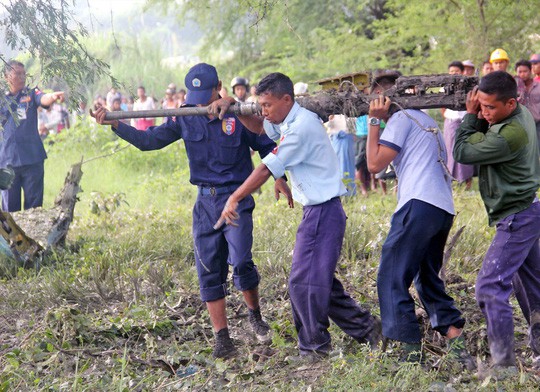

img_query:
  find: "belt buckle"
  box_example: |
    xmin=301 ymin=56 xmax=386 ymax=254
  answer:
xmin=210 ymin=187 xmax=216 ymax=196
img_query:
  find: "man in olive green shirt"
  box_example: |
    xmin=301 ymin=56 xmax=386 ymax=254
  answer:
xmin=454 ymin=71 xmax=540 ymax=371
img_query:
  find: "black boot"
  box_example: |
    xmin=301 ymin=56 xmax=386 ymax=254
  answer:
xmin=213 ymin=328 xmax=237 ymax=359
xmin=248 ymin=307 xmax=272 ymax=343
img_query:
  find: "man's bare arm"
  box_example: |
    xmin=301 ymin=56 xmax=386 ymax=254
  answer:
xmin=366 ymin=96 xmax=398 ymax=173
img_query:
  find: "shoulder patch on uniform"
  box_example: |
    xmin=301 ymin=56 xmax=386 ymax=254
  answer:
xmin=467 ymin=132 xmax=485 ymax=145
xmin=499 ymin=123 xmax=528 ymax=153
xmin=222 ymin=117 xmax=236 ymax=135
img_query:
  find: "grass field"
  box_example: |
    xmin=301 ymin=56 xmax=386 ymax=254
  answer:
xmin=0 ymin=119 xmax=539 ymax=391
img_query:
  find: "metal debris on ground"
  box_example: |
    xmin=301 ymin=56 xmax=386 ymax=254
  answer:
xmin=0 ymin=160 xmax=83 ymax=266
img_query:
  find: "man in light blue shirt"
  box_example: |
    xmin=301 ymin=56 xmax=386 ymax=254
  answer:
xmin=261 ymin=104 xmax=347 ymax=206
xmin=213 ymin=72 xmax=380 ymax=360
xmin=367 ymin=72 xmax=473 ymax=368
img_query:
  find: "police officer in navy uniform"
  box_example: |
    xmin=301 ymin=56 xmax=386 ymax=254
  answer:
xmin=91 ymin=63 xmax=291 ymax=359
xmin=0 ymin=60 xmax=64 ymax=212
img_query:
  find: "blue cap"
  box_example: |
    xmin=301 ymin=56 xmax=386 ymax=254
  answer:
xmin=184 ymin=63 xmax=219 ymax=105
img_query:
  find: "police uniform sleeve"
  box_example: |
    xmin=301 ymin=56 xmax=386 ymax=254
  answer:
xmin=113 ymin=118 xmax=181 ymax=151
xmin=244 ymin=126 xmax=278 ymax=159
xmin=33 ymin=88 xmax=45 ymax=107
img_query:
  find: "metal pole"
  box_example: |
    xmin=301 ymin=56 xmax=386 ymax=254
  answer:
xmin=103 ymin=102 xmax=261 ymax=121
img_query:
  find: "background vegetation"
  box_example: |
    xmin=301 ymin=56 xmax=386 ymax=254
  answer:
xmin=144 ymin=0 xmax=540 ymax=87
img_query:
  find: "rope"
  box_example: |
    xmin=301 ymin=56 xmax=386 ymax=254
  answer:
xmin=338 ymin=80 xmax=360 ymax=92
xmin=390 ymin=100 xmax=457 ymax=182
xmin=81 ymin=144 xmax=131 ymax=165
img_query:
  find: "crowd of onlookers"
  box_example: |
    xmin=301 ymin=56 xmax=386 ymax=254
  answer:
xmin=440 ymin=49 xmax=540 ymax=191
xmin=37 ymin=102 xmax=71 ymax=139
xmin=91 ymin=84 xmax=187 ymax=130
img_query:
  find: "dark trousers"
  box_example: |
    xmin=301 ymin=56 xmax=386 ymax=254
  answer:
xmin=1 ymin=162 xmax=44 ymax=212
xmin=378 ymin=199 xmax=464 ymax=343
xmin=289 ymin=197 xmax=375 ymax=354
xmin=192 ymin=193 xmax=259 ymax=302
xmin=476 ymin=200 xmax=540 ymax=366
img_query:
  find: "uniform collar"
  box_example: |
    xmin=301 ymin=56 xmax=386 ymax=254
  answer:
xmin=495 ymin=104 xmax=522 ymax=126
xmin=7 ymin=86 xmax=28 ymax=98
xmin=277 ymin=102 xmax=300 ymax=132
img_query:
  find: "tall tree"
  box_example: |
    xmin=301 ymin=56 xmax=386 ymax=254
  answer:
xmin=0 ymin=0 xmax=115 ymax=104
xmin=148 ymin=0 xmax=539 ymax=84
xmin=370 ymin=0 xmax=540 ymax=73
xmin=146 ymin=0 xmax=389 ymax=85
xmin=82 ymin=31 xmax=187 ymax=99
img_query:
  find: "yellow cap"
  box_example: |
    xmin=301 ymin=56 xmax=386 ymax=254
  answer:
xmin=490 ymin=48 xmax=509 ymax=63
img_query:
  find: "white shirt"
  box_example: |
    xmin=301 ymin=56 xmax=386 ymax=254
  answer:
xmin=133 ymin=96 xmax=155 ymax=120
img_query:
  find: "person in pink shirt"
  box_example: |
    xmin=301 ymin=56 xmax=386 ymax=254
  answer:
xmin=133 ymin=86 xmax=155 ymax=130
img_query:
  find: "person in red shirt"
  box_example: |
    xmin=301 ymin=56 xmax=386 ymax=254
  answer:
xmin=530 ymin=54 xmax=540 ymax=82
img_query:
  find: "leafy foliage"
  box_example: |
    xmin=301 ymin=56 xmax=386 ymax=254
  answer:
xmin=372 ymin=0 xmax=540 ymax=73
xmin=81 ymin=31 xmax=189 ymax=99
xmin=0 ymin=0 xmax=115 ymax=106
xmin=147 ymin=0 xmax=539 ymax=88
xmin=1 ymin=1 xmax=539 ymax=104
xmin=1 ymin=2 xmax=540 ymax=390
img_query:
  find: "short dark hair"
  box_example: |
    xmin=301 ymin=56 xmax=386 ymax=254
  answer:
xmin=370 ymin=72 xmax=400 ymax=93
xmin=448 ymin=61 xmax=464 ymax=72
xmin=478 ymin=71 xmax=517 ymax=102
xmin=137 ymin=86 xmax=145 ymax=91
xmin=482 ymin=60 xmax=491 ymax=67
xmin=256 ymin=73 xmax=294 ymax=99
xmin=4 ymin=59 xmax=24 ymax=75
xmin=515 ymin=59 xmax=532 ymax=71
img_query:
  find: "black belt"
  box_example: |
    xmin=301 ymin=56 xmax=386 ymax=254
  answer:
xmin=198 ymin=184 xmax=240 ymax=196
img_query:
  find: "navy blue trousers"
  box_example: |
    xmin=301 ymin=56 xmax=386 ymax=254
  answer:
xmin=289 ymin=197 xmax=375 ymax=354
xmin=378 ymin=199 xmax=464 ymax=343
xmin=476 ymin=200 xmax=540 ymax=366
xmin=192 ymin=192 xmax=259 ymax=302
xmin=1 ymin=162 xmax=44 ymax=212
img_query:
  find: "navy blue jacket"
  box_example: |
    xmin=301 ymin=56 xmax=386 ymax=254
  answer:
xmin=113 ymin=112 xmax=276 ymax=186
xmin=0 ymin=87 xmax=47 ymax=167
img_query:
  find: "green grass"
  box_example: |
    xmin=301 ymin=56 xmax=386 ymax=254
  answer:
xmin=1 ymin=121 xmax=539 ymax=391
